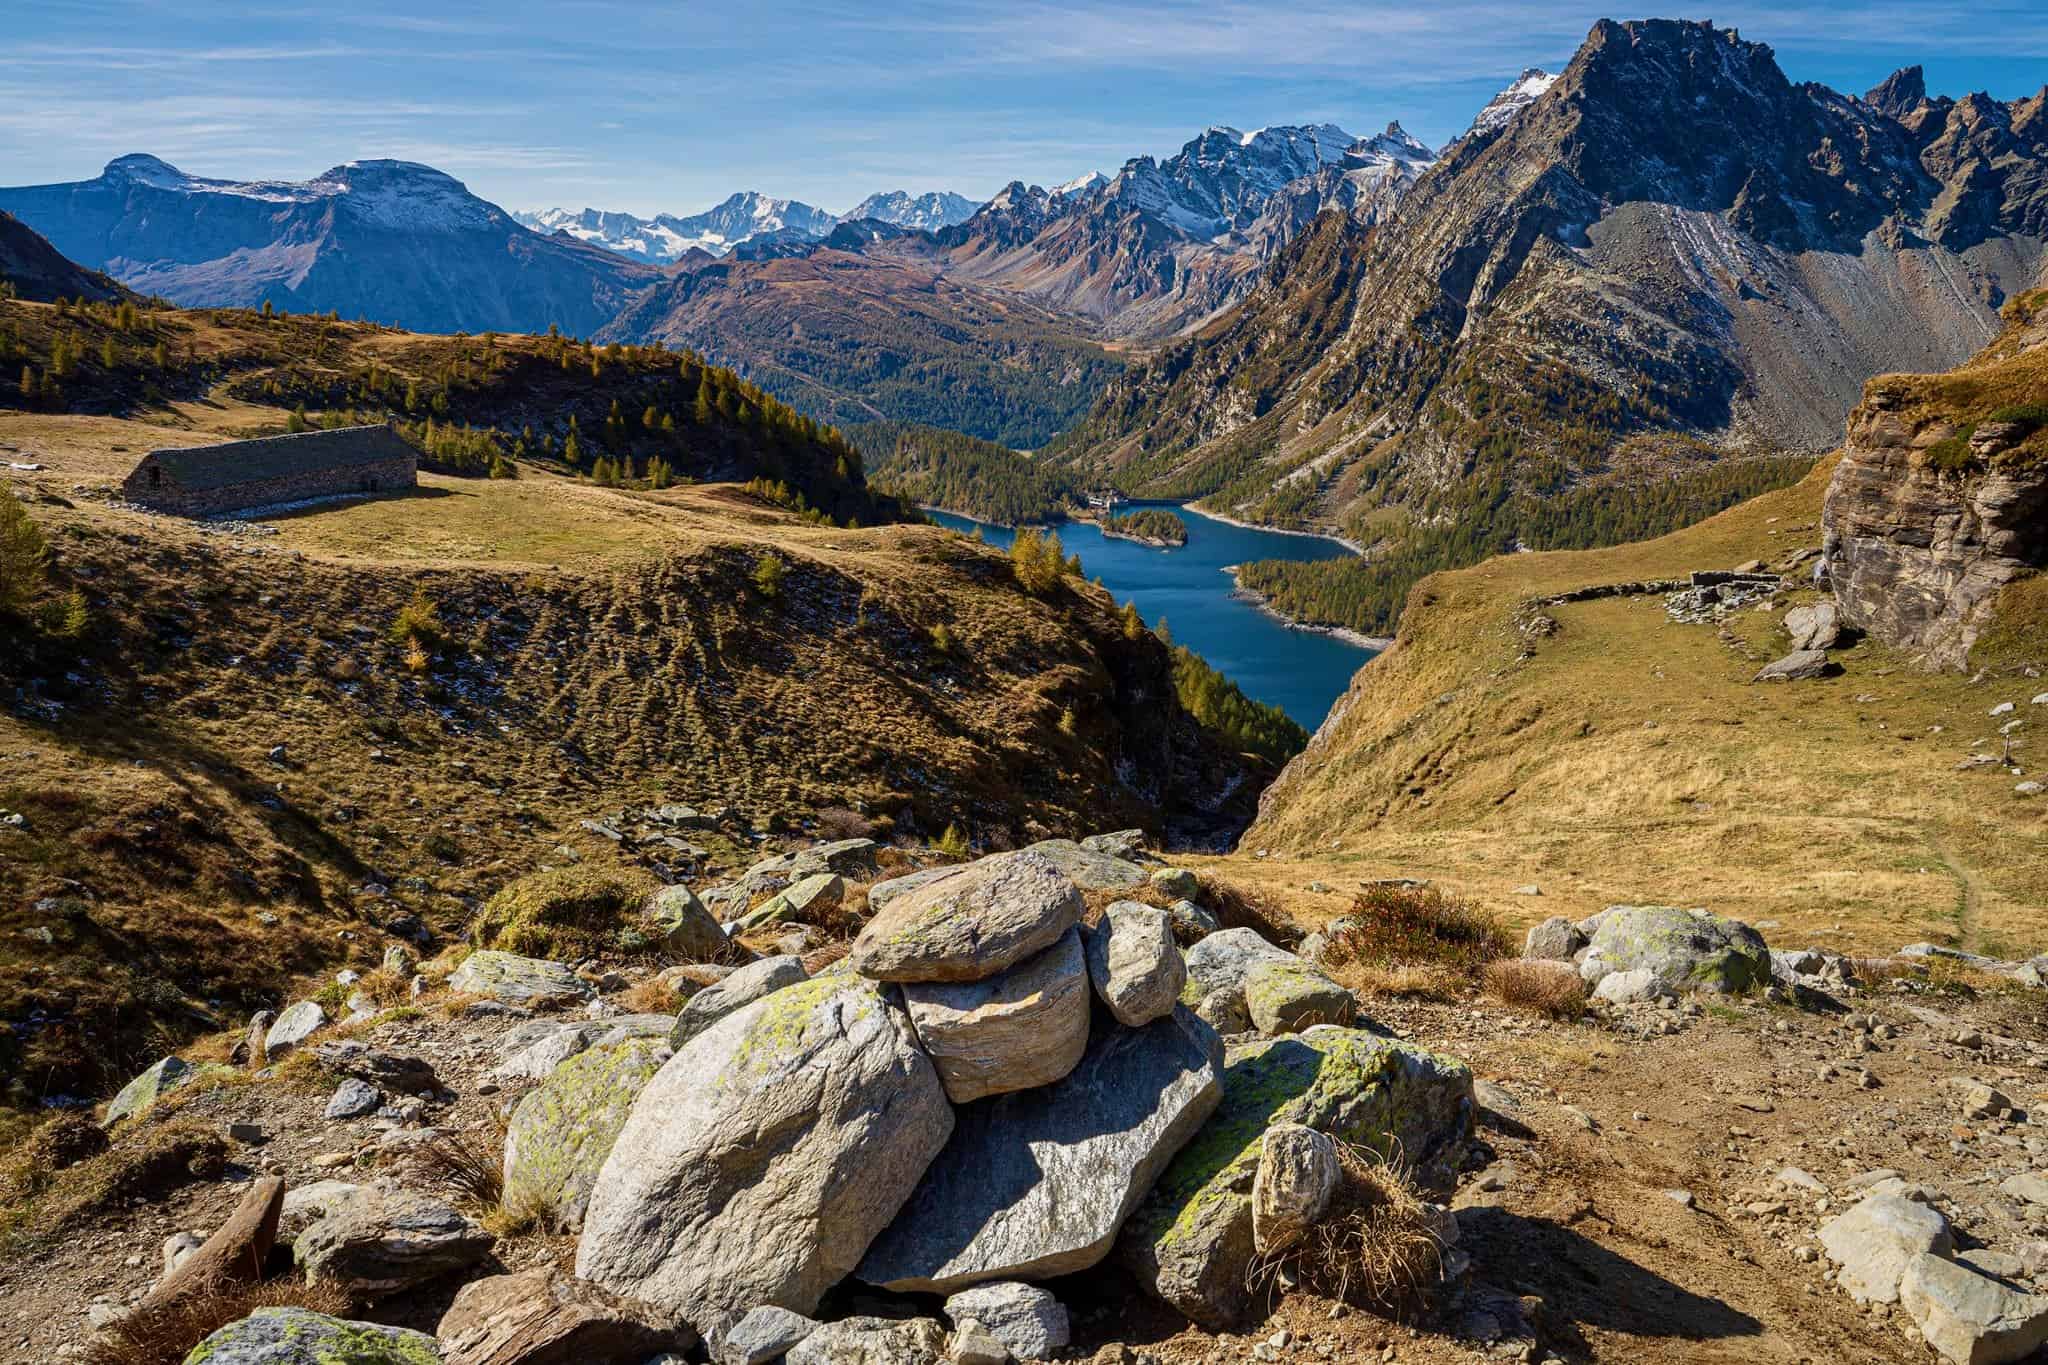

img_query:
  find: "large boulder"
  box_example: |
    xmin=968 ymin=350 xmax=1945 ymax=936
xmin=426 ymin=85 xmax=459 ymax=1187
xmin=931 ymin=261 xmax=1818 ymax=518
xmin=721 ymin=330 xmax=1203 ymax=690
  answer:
xmin=1898 ymin=1252 xmax=2048 ymax=1365
xmin=849 ymin=850 xmax=1081 ymax=984
xmin=1119 ymin=1027 xmax=1474 ymax=1329
xmin=858 ymin=1005 xmax=1222 ymax=1294
xmin=1820 ymin=1192 xmax=1955 ymax=1305
xmin=1024 ymin=837 xmax=1147 ymax=892
xmin=942 ymin=1283 xmax=1070 ymax=1361
xmin=105 ymin=1056 xmax=194 ymax=1126
xmin=577 ymin=975 xmax=953 ymax=1322
xmin=492 ymin=1016 xmax=673 ymax=1083
xmin=1083 ymin=901 xmax=1185 ymax=1027
xmin=646 ymin=884 xmax=733 ymax=961
xmin=437 ymin=1266 xmax=686 ymax=1365
xmin=1754 ymin=649 xmax=1835 ymax=682
xmin=295 ymin=1189 xmax=495 ymax=1300
xmin=448 ymin=950 xmax=594 ymax=1007
xmin=503 ymin=1038 xmax=668 ymax=1232
xmin=1584 ymin=906 xmax=1772 ymax=994
xmin=1784 ymin=601 xmax=1844 ymax=650
xmin=670 ymin=956 xmax=808 ymax=1047
xmin=709 ymin=1306 xmax=819 ymax=1365
xmin=903 ymin=928 xmax=1090 ymax=1104
xmin=178 ymin=1307 xmax=440 ymax=1364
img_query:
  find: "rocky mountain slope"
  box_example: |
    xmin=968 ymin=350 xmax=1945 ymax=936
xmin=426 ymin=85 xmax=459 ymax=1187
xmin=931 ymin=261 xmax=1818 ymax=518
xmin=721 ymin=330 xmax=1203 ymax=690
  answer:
xmin=1056 ymin=22 xmax=2048 ymax=583
xmin=1823 ymin=288 xmax=2048 ymax=668
xmin=513 ymin=192 xmax=839 ymax=262
xmin=0 ymin=156 xmax=665 ymax=335
xmin=598 ymin=243 xmax=1122 ymax=446
xmin=939 ymin=122 xmax=1435 ymax=339
xmin=0 ymin=210 xmax=128 ymax=304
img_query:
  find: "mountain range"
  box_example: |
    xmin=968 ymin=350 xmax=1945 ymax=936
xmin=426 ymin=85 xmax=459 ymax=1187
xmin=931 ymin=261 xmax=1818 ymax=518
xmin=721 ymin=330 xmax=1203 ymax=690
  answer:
xmin=0 ymin=155 xmax=661 ymax=335
xmin=1053 ymin=20 xmax=2047 ymax=565
xmin=511 ymin=189 xmax=979 ymax=264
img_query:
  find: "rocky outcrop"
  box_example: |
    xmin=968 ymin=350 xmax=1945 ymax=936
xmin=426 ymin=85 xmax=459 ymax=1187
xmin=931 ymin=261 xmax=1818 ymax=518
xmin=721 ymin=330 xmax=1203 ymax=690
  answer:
xmin=670 ymin=956 xmax=808 ymax=1047
xmin=902 ymin=929 xmax=1092 ymax=1104
xmin=1822 ymin=298 xmax=2048 ymax=670
xmin=448 ymin=951 xmax=594 ymax=1007
xmin=1582 ymin=906 xmax=1772 ymax=994
xmin=576 ymin=975 xmax=953 ymax=1322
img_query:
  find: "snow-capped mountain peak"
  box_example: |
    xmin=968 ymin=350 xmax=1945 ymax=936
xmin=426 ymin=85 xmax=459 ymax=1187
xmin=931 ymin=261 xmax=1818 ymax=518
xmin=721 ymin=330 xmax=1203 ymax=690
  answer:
xmin=1053 ymin=171 xmax=1108 ymax=199
xmin=1467 ymin=68 xmax=1559 ymax=138
xmin=512 ymin=192 xmax=836 ymax=262
xmin=841 ymin=189 xmax=977 ymax=231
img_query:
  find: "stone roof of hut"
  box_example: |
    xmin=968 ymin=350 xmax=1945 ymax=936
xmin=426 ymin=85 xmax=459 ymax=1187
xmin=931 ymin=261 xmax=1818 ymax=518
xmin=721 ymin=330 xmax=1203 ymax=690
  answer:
xmin=144 ymin=425 xmax=415 ymax=492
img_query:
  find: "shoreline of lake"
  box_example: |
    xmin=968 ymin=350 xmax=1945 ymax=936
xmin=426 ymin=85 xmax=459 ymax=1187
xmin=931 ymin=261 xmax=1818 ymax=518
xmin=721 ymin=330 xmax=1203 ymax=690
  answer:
xmin=1183 ymin=502 xmax=1365 ymax=555
xmin=1221 ymin=566 xmax=1393 ymax=651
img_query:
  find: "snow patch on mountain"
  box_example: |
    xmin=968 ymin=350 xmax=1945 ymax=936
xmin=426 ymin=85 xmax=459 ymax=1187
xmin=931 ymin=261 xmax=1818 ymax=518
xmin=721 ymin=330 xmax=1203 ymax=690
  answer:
xmin=1467 ymin=68 xmax=1559 ymax=138
xmin=513 ymin=192 xmax=835 ymax=261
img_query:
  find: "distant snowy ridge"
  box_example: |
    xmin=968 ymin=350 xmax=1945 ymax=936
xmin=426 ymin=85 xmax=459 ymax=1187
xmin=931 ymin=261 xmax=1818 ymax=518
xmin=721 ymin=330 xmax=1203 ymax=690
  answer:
xmin=1467 ymin=68 xmax=1559 ymax=138
xmin=513 ymin=192 xmax=836 ymax=262
xmin=841 ymin=189 xmax=978 ymax=231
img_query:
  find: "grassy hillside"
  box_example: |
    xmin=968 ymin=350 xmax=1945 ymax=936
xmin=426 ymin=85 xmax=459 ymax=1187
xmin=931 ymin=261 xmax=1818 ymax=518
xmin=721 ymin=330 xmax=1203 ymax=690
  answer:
xmin=1235 ymin=458 xmax=2048 ymax=958
xmin=0 ymin=309 xmax=1273 ymax=1109
xmin=0 ymin=296 xmax=900 ymax=525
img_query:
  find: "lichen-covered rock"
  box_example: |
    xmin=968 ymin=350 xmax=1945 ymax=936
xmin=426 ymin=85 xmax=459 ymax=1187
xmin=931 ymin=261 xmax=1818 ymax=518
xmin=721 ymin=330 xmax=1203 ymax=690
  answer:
xmin=1079 ymin=829 xmax=1149 ymax=861
xmin=492 ymin=1015 xmax=674 ymax=1083
xmin=1083 ymin=901 xmax=1185 ymax=1027
xmin=647 ymin=884 xmax=732 ymax=961
xmin=1180 ymin=928 xmax=1292 ymax=1004
xmin=709 ymin=1306 xmax=819 ymax=1365
xmin=943 ymin=1282 xmax=1069 ymax=1360
xmin=1242 ymin=958 xmax=1354 ymax=1034
xmin=1585 ymin=906 xmax=1771 ymax=994
xmin=1119 ymin=1027 xmax=1474 ymax=1329
xmin=577 ymin=975 xmax=952 ymax=1322
xmin=849 ymin=850 xmax=1081 ymax=984
xmin=105 ymin=1056 xmax=193 ymax=1126
xmin=903 ymin=928 xmax=1090 ymax=1104
xmin=1149 ymin=867 xmax=1200 ymax=899
xmin=1023 ymin=838 xmax=1147 ymax=892
xmin=503 ymin=1037 xmax=668 ymax=1232
xmin=295 ymin=1190 xmax=495 ymax=1300
xmin=1168 ymin=899 xmax=1222 ymax=943
xmin=785 ymin=1316 xmax=946 ymax=1365
xmin=858 ymin=1005 xmax=1222 ymax=1294
xmin=670 ymin=955 xmax=808 ymax=1047
xmin=263 ymin=1001 xmax=326 ymax=1060
xmin=436 ymin=1266 xmax=686 ymax=1365
xmin=449 ymin=950 xmax=594 ymax=1006
xmin=180 ymin=1307 xmax=441 ymax=1364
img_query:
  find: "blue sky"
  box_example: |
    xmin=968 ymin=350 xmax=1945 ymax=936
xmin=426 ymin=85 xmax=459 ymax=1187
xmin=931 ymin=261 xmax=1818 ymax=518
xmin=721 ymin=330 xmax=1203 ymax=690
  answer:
xmin=5 ymin=1 xmax=2046 ymax=217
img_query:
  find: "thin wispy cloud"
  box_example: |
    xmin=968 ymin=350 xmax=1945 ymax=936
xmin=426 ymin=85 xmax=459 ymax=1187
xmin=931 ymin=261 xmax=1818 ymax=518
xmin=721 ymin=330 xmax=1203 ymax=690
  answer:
xmin=2 ymin=0 xmax=2042 ymax=215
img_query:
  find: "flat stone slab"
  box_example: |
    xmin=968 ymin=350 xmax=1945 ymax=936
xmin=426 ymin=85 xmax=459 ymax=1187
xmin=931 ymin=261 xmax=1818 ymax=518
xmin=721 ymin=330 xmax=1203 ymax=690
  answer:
xmin=850 ymin=850 xmax=1081 ymax=984
xmin=449 ymin=950 xmax=594 ymax=1006
xmin=858 ymin=1005 xmax=1223 ymax=1294
xmin=903 ymin=928 xmax=1091 ymax=1104
xmin=1023 ymin=838 xmax=1147 ymax=891
xmin=1820 ymin=1192 xmax=1954 ymax=1305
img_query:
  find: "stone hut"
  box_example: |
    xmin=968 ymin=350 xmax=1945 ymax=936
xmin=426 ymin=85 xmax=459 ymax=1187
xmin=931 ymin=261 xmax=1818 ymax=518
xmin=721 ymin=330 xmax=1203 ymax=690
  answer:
xmin=123 ymin=425 xmax=417 ymax=517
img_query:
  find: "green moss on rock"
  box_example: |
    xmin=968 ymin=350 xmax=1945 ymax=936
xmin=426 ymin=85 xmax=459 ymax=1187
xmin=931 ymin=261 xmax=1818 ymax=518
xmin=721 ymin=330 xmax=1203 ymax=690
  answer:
xmin=182 ymin=1306 xmax=441 ymax=1364
xmin=472 ymin=866 xmax=659 ymax=960
xmin=503 ymin=1038 xmax=668 ymax=1231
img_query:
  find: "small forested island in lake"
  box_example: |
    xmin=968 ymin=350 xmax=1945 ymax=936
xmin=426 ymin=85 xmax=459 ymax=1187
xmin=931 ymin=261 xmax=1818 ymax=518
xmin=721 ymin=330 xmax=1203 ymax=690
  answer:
xmin=1101 ymin=508 xmax=1188 ymax=546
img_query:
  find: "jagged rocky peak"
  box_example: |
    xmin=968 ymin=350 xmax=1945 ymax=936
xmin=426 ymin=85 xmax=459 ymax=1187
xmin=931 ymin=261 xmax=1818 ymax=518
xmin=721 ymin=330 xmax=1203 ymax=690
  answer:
xmin=842 ymin=189 xmax=978 ymax=231
xmin=1864 ymin=65 xmax=1929 ymax=117
xmin=1465 ymin=67 xmax=1558 ymax=137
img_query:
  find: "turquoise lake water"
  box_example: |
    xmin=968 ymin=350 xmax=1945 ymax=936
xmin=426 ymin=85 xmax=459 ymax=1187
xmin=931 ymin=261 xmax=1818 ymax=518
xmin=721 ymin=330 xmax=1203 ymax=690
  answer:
xmin=926 ymin=506 xmax=1376 ymax=729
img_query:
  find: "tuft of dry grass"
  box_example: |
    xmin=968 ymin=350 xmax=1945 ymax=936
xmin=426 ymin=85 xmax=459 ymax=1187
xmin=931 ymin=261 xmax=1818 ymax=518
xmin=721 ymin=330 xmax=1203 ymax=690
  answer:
xmin=614 ymin=978 xmax=679 ymax=1014
xmin=1253 ymin=1143 xmax=1447 ymax=1319
xmin=411 ymin=1127 xmax=504 ymax=1212
xmin=81 ymin=1275 xmax=352 ymax=1365
xmin=1321 ymin=884 xmax=1513 ymax=978
xmin=1196 ymin=872 xmax=1305 ymax=948
xmin=1333 ymin=962 xmax=1467 ymax=1003
xmin=1483 ymin=959 xmax=1587 ymax=1018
